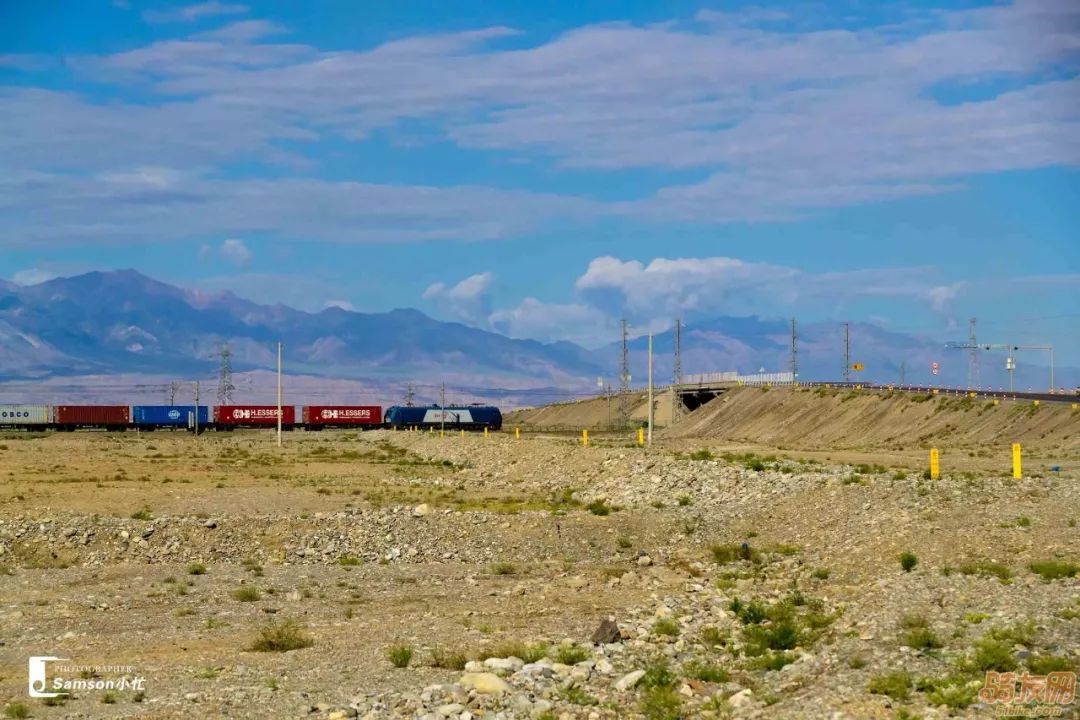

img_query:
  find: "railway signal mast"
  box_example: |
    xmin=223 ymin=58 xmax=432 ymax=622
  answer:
xmin=966 ymin=318 xmax=979 ymax=390
xmin=945 ymin=341 xmax=1055 ymax=392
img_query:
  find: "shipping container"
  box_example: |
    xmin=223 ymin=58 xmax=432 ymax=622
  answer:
xmin=384 ymin=405 xmax=501 ymax=431
xmin=0 ymin=404 xmax=52 ymax=427
xmin=132 ymin=405 xmax=210 ymax=429
xmin=301 ymin=405 xmax=382 ymax=429
xmin=214 ymin=405 xmax=296 ymax=428
xmin=54 ymin=405 xmax=130 ymax=430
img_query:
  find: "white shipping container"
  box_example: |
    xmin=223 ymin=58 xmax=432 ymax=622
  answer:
xmin=0 ymin=404 xmax=52 ymax=425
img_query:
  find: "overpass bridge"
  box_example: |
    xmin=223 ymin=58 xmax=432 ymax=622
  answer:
xmin=672 ymin=372 xmax=1079 ymax=414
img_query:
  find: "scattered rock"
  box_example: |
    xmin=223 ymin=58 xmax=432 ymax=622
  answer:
xmin=459 ymin=673 xmax=510 ymax=696
xmin=614 ymin=670 xmax=645 ymax=692
xmin=590 ymin=617 xmax=622 ymax=645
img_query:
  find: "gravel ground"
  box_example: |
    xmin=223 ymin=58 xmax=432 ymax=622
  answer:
xmin=0 ymin=429 xmax=1077 ymax=719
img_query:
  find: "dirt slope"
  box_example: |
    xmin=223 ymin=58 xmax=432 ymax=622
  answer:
xmin=505 ymin=389 xmax=675 ymax=429
xmin=665 ymin=385 xmax=1080 ymax=451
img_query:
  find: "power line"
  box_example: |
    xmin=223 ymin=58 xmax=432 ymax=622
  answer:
xmin=789 ymin=317 xmax=798 ymax=381
xmin=216 ymin=344 xmax=235 ymax=404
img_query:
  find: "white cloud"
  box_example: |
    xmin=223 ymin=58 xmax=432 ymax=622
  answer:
xmin=323 ymin=299 xmax=356 ymax=311
xmin=10 ymin=268 xmax=58 ymax=286
xmin=0 ymin=169 xmax=596 ymax=248
xmin=570 ymin=255 xmax=976 ymax=328
xmin=0 ymin=1 xmax=1077 ymax=243
xmin=219 ymin=238 xmax=253 ymax=268
xmin=423 ymin=272 xmax=494 ymax=324
xmin=142 ymin=2 xmax=248 ymax=24
xmin=576 ymin=255 xmax=801 ymax=318
xmin=925 ymin=283 xmax=965 ymax=312
xmin=488 ymin=298 xmax=617 ymax=347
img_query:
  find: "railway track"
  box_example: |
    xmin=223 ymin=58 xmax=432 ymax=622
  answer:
xmin=801 ymin=382 xmax=1079 ymax=404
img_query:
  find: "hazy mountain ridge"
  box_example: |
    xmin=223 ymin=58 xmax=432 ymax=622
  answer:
xmin=0 ymin=270 xmax=1072 ymax=396
xmin=0 ymin=270 xmax=603 ymax=386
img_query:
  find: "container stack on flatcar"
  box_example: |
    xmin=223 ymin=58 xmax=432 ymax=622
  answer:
xmin=132 ymin=405 xmax=210 ymax=430
xmin=0 ymin=405 xmax=52 ymax=430
xmin=54 ymin=405 xmax=131 ymax=431
xmin=301 ymin=405 xmax=382 ymax=430
xmin=214 ymin=405 xmax=296 ymax=430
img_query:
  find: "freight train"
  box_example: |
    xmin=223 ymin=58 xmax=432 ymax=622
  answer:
xmin=0 ymin=404 xmax=501 ymax=432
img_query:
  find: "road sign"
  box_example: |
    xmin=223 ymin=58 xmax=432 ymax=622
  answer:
xmin=851 ymin=363 xmax=865 ymax=371
xmin=931 ymin=361 xmax=940 ymax=376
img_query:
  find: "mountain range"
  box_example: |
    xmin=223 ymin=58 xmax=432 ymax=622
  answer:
xmin=0 ymin=270 xmax=1070 ymax=405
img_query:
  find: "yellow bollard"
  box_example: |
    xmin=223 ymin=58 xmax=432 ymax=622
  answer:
xmin=932 ymin=388 xmax=939 ymax=395
xmin=993 ymin=399 xmax=1000 ymax=406
xmin=1012 ymin=443 xmax=1022 ymax=479
xmin=929 ymin=448 xmax=940 ymax=480
xmin=582 ymin=429 xmax=588 ymax=447
xmin=1073 ymin=403 xmax=1078 ymax=410
xmin=460 ymin=429 xmax=465 ymax=438
xmin=1032 ymin=400 xmax=1040 ymax=407
xmin=515 ymin=427 xmax=520 ymax=440
xmin=484 ymin=427 xmax=488 ymax=439
xmin=637 ymin=427 xmax=645 ymax=447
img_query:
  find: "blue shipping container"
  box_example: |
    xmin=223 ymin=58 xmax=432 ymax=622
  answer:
xmin=132 ymin=405 xmax=210 ymax=427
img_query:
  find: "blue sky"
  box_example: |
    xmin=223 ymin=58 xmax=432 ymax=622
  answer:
xmin=1 ymin=0 xmax=1077 ymax=353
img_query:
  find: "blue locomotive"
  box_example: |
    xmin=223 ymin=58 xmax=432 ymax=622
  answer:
xmin=384 ymin=404 xmax=502 ymax=431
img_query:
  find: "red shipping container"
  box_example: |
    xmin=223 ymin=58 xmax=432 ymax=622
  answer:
xmin=214 ymin=405 xmax=296 ymax=426
xmin=54 ymin=405 xmax=131 ymax=427
xmin=302 ymin=405 xmax=382 ymax=427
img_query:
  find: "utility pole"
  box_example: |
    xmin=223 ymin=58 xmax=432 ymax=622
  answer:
xmin=789 ymin=317 xmax=798 ymax=382
xmin=672 ymin=318 xmax=683 ymax=424
xmin=899 ymin=361 xmax=906 ymax=386
xmin=606 ymin=382 xmax=611 ymax=428
xmin=618 ymin=319 xmax=631 ymax=429
xmin=440 ymin=382 xmax=446 ymax=435
xmin=405 ymin=383 xmax=415 ymax=407
xmin=967 ymin=318 xmax=978 ymax=389
xmin=647 ymin=333 xmax=654 ymax=446
xmin=276 ymin=342 xmax=282 ymax=448
xmin=216 ymin=344 xmax=235 ymax=404
xmin=168 ymin=381 xmax=179 ymax=405
xmin=842 ymin=322 xmax=851 ymax=383
xmin=193 ymin=380 xmax=200 ymax=436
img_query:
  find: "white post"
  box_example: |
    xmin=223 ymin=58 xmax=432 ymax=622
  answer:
xmin=277 ymin=342 xmax=283 ymax=447
xmin=194 ymin=380 xmax=200 ymax=437
xmin=647 ymin=333 xmax=653 ymax=446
